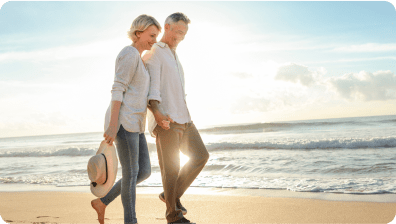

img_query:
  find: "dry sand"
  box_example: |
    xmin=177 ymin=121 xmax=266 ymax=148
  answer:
xmin=0 ymin=191 xmax=395 ymax=223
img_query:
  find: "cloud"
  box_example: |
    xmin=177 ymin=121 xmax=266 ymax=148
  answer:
xmin=0 ymin=37 xmax=127 ymax=63
xmin=331 ymin=43 xmax=396 ymax=52
xmin=0 ymin=80 xmax=68 ymax=101
xmin=328 ymin=70 xmax=396 ymax=101
xmin=230 ymin=96 xmax=272 ymax=114
xmin=302 ymin=56 xmax=396 ymax=65
xmin=228 ymin=80 xmax=326 ymax=114
xmin=231 ymin=72 xmax=253 ymax=79
xmin=275 ymin=63 xmax=321 ymax=86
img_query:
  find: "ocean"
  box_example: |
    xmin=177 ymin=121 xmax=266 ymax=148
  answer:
xmin=0 ymin=115 xmax=395 ymax=195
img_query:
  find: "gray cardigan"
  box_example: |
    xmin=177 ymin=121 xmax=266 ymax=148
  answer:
xmin=104 ymin=46 xmax=149 ymax=134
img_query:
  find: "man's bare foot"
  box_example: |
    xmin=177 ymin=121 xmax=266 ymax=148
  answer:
xmin=91 ymin=198 xmax=106 ymax=224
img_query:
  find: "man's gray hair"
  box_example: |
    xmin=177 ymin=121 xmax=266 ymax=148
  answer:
xmin=165 ymin=12 xmax=191 ymax=25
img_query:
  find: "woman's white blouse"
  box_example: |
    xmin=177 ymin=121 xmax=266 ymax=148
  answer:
xmin=104 ymin=46 xmax=150 ymax=134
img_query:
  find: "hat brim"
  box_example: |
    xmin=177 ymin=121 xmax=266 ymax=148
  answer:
xmin=90 ymin=140 xmax=118 ymax=198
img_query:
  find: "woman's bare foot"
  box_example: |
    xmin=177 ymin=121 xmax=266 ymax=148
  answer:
xmin=91 ymin=198 xmax=107 ymax=224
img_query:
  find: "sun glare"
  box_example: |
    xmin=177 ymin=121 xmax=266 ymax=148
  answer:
xmin=180 ymin=152 xmax=190 ymax=167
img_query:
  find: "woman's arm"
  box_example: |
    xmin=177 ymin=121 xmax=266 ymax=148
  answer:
xmin=104 ymin=47 xmax=139 ymax=145
xmin=104 ymin=100 xmax=121 ymax=146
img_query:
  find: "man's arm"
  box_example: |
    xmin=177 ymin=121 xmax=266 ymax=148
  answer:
xmin=148 ymin=100 xmax=174 ymax=129
xmin=144 ymin=49 xmax=174 ymax=130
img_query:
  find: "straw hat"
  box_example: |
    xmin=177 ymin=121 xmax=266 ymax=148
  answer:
xmin=87 ymin=140 xmax=118 ymax=198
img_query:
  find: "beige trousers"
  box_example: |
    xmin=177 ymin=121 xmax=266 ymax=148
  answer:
xmin=154 ymin=121 xmax=210 ymax=222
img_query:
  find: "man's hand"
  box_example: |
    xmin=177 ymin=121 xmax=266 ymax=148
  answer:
xmin=149 ymin=100 xmax=174 ymax=130
xmin=153 ymin=110 xmax=174 ymax=130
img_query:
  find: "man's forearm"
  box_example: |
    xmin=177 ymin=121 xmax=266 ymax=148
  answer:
xmin=148 ymin=100 xmax=161 ymax=114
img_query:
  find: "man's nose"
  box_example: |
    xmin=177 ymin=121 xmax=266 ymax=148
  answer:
xmin=177 ymin=35 xmax=185 ymax=41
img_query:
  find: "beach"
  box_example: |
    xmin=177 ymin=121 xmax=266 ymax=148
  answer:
xmin=1 ymin=1 xmax=396 ymax=223
xmin=1 ymin=115 xmax=396 ymax=223
xmin=1 ymin=187 xmax=395 ymax=224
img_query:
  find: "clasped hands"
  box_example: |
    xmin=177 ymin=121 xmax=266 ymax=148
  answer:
xmin=153 ymin=110 xmax=174 ymax=130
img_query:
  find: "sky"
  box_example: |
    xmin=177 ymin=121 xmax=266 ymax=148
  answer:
xmin=0 ymin=1 xmax=395 ymax=138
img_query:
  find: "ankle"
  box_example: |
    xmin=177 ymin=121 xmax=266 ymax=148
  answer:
xmin=94 ymin=198 xmax=106 ymax=207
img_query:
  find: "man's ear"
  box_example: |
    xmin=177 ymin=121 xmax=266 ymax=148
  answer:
xmin=165 ymin=23 xmax=170 ymax=31
xmin=136 ymin=31 xmax=142 ymax=38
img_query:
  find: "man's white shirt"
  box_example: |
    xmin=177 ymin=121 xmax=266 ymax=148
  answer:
xmin=143 ymin=42 xmax=191 ymax=137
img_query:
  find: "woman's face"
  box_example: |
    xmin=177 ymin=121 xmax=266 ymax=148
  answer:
xmin=136 ymin=25 xmax=160 ymax=50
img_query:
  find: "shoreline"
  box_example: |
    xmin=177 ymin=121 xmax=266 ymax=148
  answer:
xmin=1 ymin=183 xmax=396 ymax=203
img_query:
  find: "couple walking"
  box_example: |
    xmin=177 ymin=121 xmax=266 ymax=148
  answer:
xmin=90 ymin=13 xmax=209 ymax=224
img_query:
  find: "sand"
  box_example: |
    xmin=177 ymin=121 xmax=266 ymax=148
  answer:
xmin=0 ymin=190 xmax=395 ymax=224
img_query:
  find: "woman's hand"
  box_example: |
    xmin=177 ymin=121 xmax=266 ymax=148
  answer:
xmin=104 ymin=124 xmax=117 ymax=146
xmin=104 ymin=101 xmax=122 ymax=146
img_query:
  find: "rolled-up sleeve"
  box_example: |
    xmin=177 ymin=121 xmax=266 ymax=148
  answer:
xmin=111 ymin=48 xmax=139 ymax=102
xmin=144 ymin=50 xmax=162 ymax=104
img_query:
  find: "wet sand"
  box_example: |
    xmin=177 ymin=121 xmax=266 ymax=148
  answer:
xmin=0 ymin=189 xmax=395 ymax=223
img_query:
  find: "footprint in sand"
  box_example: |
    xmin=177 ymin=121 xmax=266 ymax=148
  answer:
xmin=36 ymin=216 xmax=60 ymax=218
xmin=33 ymin=222 xmax=59 ymax=224
xmin=5 ymin=216 xmax=70 ymax=224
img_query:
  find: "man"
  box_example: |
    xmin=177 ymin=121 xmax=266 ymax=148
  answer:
xmin=143 ymin=12 xmax=209 ymax=224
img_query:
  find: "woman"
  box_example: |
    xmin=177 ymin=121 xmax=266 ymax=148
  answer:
xmin=91 ymin=14 xmax=161 ymax=224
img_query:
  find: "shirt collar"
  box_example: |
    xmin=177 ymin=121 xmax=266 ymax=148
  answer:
xmin=157 ymin=42 xmax=167 ymax=48
xmin=157 ymin=42 xmax=178 ymax=58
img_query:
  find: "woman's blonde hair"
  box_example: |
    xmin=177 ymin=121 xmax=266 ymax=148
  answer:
xmin=127 ymin=14 xmax=162 ymax=42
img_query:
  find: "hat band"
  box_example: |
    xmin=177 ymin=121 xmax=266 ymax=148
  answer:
xmin=91 ymin=153 xmax=109 ymax=187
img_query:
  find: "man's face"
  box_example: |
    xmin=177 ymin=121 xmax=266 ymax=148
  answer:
xmin=167 ymin=20 xmax=188 ymax=47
